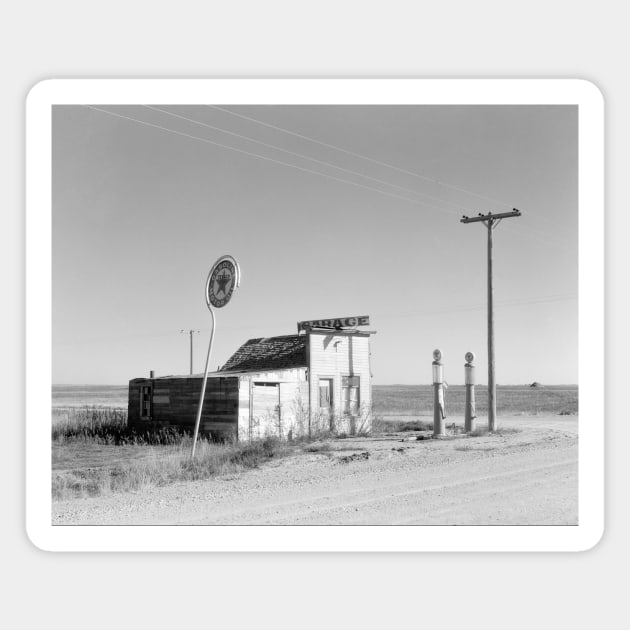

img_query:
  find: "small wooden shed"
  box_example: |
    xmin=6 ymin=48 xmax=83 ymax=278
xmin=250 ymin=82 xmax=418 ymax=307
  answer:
xmin=128 ymin=318 xmax=375 ymax=440
xmin=128 ymin=373 xmax=241 ymax=439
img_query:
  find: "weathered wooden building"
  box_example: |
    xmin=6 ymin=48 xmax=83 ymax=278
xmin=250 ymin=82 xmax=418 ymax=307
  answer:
xmin=128 ymin=317 xmax=375 ymax=440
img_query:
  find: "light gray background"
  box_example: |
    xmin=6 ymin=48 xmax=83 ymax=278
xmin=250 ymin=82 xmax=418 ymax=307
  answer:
xmin=6 ymin=1 xmax=626 ymax=629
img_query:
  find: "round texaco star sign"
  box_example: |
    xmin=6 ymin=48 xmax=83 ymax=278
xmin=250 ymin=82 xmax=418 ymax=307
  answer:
xmin=207 ymin=258 xmax=236 ymax=308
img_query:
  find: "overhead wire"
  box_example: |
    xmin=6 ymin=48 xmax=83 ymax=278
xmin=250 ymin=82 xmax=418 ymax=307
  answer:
xmin=85 ymin=105 xmax=461 ymax=217
xmin=374 ymin=293 xmax=577 ymax=320
xmin=461 ymin=216 xmax=565 ymax=248
xmin=87 ymin=105 xmax=565 ymax=246
xmin=53 ymin=293 xmax=578 ymax=346
xmin=206 ymin=104 xmax=566 ymax=233
xmin=198 ymin=105 xmax=564 ymax=243
xmin=142 ymin=105 xmax=473 ymax=213
xmin=54 ymin=293 xmax=577 ymax=345
xmin=205 ymin=104 xmax=514 ymax=211
xmin=65 ymin=106 xmax=576 ymax=373
xmin=499 ymin=223 xmax=568 ymax=248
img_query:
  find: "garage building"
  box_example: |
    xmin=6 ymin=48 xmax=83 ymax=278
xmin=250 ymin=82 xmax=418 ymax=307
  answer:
xmin=127 ymin=317 xmax=375 ymax=440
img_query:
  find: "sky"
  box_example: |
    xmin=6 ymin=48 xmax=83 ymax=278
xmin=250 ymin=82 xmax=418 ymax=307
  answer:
xmin=52 ymin=104 xmax=578 ymax=385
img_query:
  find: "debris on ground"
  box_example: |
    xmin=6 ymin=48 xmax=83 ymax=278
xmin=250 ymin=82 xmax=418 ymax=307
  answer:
xmin=399 ymin=433 xmax=433 ymax=441
xmin=338 ymin=451 xmax=370 ymax=464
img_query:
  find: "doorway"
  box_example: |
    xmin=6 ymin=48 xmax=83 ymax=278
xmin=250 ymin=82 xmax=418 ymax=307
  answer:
xmin=251 ymin=382 xmax=281 ymax=438
xmin=319 ymin=378 xmax=334 ymax=429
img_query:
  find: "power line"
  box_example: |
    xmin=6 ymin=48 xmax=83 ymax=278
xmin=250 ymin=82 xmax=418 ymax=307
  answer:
xmin=374 ymin=292 xmax=577 ymax=320
xmin=87 ymin=106 xmax=563 ymax=245
xmin=201 ymin=105 xmax=561 ymax=241
xmin=206 ymin=104 xmax=514 ymax=211
xmin=143 ymin=105 xmax=473 ymax=213
xmin=152 ymin=105 xmax=567 ymax=246
xmin=86 ymin=105 xmax=460 ymax=217
xmin=53 ymin=292 xmax=576 ymax=347
xmin=499 ymin=222 xmax=566 ymax=248
xmin=53 ymin=329 xmax=187 ymax=346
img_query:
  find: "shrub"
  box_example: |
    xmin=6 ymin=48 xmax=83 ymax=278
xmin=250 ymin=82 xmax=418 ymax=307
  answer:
xmin=370 ymin=416 xmax=433 ymax=434
xmin=468 ymin=426 xmax=521 ymax=437
xmin=52 ymin=406 xmax=202 ymax=445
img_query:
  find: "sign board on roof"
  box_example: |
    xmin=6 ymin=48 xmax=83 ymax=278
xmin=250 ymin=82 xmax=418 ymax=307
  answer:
xmin=297 ymin=315 xmax=370 ymax=332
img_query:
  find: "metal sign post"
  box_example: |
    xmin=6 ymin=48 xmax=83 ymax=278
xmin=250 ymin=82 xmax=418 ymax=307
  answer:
xmin=191 ymin=255 xmax=241 ymax=458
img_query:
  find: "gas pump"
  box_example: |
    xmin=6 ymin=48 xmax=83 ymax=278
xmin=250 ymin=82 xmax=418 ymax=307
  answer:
xmin=432 ymin=349 xmax=446 ymax=437
xmin=464 ymin=351 xmax=477 ymax=433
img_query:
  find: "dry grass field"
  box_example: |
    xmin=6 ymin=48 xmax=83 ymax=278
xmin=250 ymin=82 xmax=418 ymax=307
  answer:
xmin=51 ymin=384 xmax=578 ymax=523
xmin=53 ymin=435 xmax=290 ymax=501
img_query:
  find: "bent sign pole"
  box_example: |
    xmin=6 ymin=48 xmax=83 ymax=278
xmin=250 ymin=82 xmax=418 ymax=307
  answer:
xmin=191 ymin=255 xmax=241 ymax=458
xmin=461 ymin=209 xmax=521 ymax=432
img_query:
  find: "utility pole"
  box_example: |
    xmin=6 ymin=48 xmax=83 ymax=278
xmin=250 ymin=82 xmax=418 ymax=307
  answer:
xmin=179 ymin=329 xmax=200 ymax=375
xmin=460 ymin=209 xmax=521 ymax=432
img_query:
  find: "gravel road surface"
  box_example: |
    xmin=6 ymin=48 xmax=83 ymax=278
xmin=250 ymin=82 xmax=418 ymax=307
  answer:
xmin=52 ymin=416 xmax=578 ymax=526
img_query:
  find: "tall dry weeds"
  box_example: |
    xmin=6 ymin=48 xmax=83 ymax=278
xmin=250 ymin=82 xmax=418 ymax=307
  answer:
xmin=52 ymin=437 xmax=289 ymax=501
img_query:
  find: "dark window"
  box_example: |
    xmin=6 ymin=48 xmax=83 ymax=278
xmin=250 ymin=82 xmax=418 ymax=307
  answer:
xmin=140 ymin=385 xmax=152 ymax=418
xmin=319 ymin=380 xmax=333 ymax=408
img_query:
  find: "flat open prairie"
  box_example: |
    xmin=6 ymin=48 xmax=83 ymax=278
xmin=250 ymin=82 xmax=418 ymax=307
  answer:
xmin=372 ymin=384 xmax=578 ymax=417
xmin=52 ymin=384 xmax=128 ymax=409
xmin=53 ymin=383 xmax=578 ymax=415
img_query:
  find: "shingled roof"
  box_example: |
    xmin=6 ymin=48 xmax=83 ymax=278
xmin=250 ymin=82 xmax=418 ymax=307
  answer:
xmin=219 ymin=334 xmax=308 ymax=373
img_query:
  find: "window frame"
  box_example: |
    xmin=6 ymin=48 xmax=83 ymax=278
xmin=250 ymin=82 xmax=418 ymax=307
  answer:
xmin=341 ymin=375 xmax=360 ymax=416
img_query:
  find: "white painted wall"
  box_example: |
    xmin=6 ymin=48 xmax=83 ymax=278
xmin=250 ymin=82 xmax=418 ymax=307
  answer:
xmin=236 ymin=368 xmax=308 ymax=440
xmin=308 ymin=332 xmax=372 ymax=434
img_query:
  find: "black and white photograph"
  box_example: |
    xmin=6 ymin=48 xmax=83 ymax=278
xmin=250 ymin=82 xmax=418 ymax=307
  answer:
xmin=7 ymin=2 xmax=628 ymax=628
xmin=27 ymin=79 xmax=602 ymax=551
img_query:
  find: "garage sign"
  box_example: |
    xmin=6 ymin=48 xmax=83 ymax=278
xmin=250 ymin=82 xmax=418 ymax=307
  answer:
xmin=297 ymin=315 xmax=369 ymax=332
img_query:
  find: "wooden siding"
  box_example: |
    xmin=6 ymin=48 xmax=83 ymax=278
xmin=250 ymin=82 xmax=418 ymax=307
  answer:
xmin=237 ymin=379 xmax=252 ymax=440
xmin=128 ymin=376 xmax=239 ymax=437
xmin=127 ymin=384 xmax=141 ymax=423
xmin=235 ymin=369 xmax=308 ymax=441
xmin=307 ymin=332 xmax=372 ymax=433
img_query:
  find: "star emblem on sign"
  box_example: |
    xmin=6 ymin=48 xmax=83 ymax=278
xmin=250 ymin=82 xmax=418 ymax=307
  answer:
xmin=215 ymin=271 xmax=232 ymax=296
xmin=207 ymin=258 xmax=237 ymax=308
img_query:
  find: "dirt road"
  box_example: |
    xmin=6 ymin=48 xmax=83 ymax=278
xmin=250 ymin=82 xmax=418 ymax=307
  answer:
xmin=52 ymin=416 xmax=578 ymax=526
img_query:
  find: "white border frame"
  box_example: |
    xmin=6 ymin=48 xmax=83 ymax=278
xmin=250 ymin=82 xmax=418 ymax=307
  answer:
xmin=26 ymin=79 xmax=604 ymax=552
